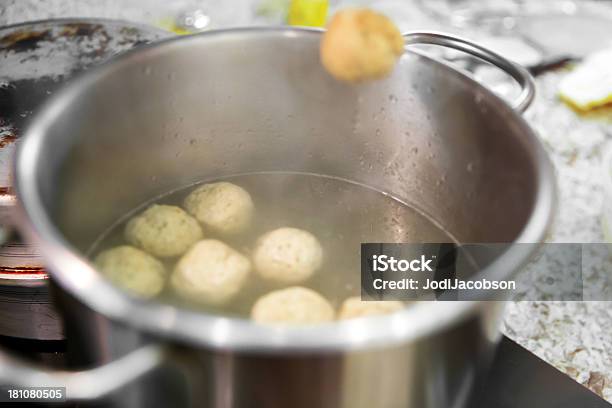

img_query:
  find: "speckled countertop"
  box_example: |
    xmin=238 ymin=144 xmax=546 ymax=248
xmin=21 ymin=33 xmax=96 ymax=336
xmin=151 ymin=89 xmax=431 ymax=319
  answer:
xmin=504 ymin=68 xmax=612 ymax=401
xmin=2 ymin=0 xmax=611 ymax=402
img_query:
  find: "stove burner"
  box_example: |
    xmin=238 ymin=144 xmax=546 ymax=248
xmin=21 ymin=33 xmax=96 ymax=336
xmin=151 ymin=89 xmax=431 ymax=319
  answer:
xmin=0 ymin=19 xmax=170 ymax=343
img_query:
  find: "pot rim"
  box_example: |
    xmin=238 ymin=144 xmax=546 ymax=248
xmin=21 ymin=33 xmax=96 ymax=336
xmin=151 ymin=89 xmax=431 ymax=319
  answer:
xmin=14 ymin=27 xmax=556 ymax=352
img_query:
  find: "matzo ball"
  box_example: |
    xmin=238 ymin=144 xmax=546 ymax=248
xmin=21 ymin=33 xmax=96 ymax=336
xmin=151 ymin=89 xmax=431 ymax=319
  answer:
xmin=95 ymin=245 xmax=166 ymax=298
xmin=251 ymin=286 xmax=334 ymax=324
xmin=338 ymin=296 xmax=404 ymax=320
xmin=171 ymin=239 xmax=251 ymax=305
xmin=320 ymin=8 xmax=404 ymax=82
xmin=184 ymin=182 xmax=254 ymax=235
xmin=253 ymin=227 xmax=323 ymax=284
xmin=125 ymin=204 xmax=202 ymax=258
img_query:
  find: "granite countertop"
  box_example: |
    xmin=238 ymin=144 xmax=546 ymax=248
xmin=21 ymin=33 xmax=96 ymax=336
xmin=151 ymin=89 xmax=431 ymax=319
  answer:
xmin=504 ymin=68 xmax=612 ymax=401
xmin=1 ymin=0 xmax=611 ymax=402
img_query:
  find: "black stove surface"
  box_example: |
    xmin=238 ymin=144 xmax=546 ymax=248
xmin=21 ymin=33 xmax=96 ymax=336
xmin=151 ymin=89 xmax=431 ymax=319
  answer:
xmin=472 ymin=337 xmax=610 ymax=408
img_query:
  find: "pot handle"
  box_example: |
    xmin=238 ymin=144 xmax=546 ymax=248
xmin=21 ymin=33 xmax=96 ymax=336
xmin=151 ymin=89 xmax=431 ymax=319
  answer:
xmin=0 ymin=343 xmax=167 ymax=400
xmin=0 ymin=217 xmax=165 ymax=399
xmin=403 ymin=31 xmax=536 ymax=113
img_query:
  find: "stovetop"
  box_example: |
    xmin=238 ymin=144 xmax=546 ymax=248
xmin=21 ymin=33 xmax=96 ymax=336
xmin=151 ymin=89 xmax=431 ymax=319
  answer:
xmin=473 ymin=337 xmax=610 ymax=408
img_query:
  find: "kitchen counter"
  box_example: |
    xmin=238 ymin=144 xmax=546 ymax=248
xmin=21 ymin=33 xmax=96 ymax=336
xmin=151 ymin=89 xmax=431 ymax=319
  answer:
xmin=504 ymin=68 xmax=612 ymax=401
xmin=1 ymin=0 xmax=611 ymax=402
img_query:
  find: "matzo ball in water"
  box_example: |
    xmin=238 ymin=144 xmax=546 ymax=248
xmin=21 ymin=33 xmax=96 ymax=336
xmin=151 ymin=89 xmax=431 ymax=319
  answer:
xmin=251 ymin=286 xmax=334 ymax=325
xmin=253 ymin=227 xmax=323 ymax=284
xmin=171 ymin=239 xmax=251 ymax=305
xmin=338 ymin=297 xmax=404 ymax=320
xmin=184 ymin=182 xmax=254 ymax=235
xmin=95 ymin=246 xmax=166 ymax=298
xmin=125 ymin=204 xmax=202 ymax=258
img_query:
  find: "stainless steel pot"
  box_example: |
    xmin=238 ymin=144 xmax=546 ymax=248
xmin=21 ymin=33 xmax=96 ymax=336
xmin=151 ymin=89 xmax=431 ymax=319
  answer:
xmin=4 ymin=28 xmax=554 ymax=408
